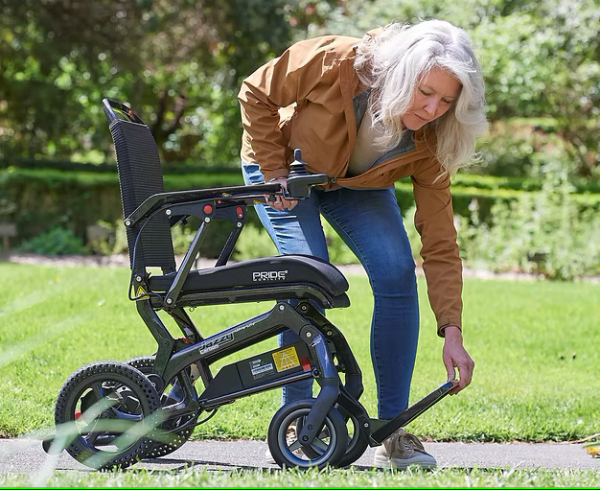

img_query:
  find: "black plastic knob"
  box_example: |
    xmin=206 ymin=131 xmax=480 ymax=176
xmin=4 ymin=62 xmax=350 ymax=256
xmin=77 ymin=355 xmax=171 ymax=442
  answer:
xmin=288 ymin=148 xmax=309 ymax=176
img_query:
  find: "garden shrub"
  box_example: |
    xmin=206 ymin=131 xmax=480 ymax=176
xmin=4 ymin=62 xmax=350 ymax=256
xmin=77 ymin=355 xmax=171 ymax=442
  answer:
xmin=17 ymin=227 xmax=87 ymax=255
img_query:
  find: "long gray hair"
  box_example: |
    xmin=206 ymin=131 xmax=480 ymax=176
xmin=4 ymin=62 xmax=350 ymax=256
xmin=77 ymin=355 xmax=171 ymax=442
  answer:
xmin=354 ymin=19 xmax=488 ymax=175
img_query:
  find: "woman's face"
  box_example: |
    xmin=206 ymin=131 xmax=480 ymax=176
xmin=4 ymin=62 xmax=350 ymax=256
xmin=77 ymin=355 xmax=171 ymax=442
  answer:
xmin=401 ymin=66 xmax=461 ymax=130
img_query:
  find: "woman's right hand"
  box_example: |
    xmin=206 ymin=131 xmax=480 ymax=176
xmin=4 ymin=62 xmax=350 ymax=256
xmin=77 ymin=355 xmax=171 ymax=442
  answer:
xmin=442 ymin=326 xmax=474 ymax=394
xmin=267 ymin=177 xmax=298 ymax=210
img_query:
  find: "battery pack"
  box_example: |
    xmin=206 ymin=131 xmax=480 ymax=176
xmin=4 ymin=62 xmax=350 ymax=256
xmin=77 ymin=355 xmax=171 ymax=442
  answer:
xmin=198 ymin=341 xmax=313 ymax=403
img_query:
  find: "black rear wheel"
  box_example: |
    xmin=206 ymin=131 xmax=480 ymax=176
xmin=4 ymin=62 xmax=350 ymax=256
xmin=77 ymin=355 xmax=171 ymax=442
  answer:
xmin=127 ymin=355 xmax=198 ymax=458
xmin=54 ymin=361 xmax=160 ymax=470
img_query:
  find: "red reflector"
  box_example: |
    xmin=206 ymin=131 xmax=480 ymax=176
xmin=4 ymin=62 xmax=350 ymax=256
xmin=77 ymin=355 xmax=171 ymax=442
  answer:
xmin=300 ymin=355 xmax=311 ymax=372
xmin=235 ymin=205 xmax=244 ymax=218
xmin=203 ymin=204 xmax=213 ymax=214
xmin=74 ymin=410 xmax=81 ymax=419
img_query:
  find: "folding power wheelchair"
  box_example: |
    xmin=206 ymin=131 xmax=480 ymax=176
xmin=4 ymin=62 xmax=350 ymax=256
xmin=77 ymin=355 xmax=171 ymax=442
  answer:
xmin=43 ymin=99 xmax=452 ymax=470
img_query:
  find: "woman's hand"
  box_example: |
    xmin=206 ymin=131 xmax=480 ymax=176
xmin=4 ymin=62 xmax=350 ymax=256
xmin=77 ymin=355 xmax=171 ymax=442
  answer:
xmin=442 ymin=326 xmax=474 ymax=394
xmin=267 ymin=177 xmax=298 ymax=210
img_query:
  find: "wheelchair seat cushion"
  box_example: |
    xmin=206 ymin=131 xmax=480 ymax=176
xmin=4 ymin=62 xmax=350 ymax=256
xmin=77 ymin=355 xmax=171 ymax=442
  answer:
xmin=148 ymin=254 xmax=349 ymax=298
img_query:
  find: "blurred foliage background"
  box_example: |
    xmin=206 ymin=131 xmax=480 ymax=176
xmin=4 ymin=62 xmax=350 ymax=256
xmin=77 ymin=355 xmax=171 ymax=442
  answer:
xmin=1 ymin=0 xmax=597 ymax=176
xmin=0 ymin=0 xmax=599 ymax=278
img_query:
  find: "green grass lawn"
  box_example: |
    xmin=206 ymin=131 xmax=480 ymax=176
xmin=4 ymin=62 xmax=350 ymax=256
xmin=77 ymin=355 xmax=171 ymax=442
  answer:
xmin=1 ymin=262 xmax=598 ymax=443
xmin=1 ymin=262 xmax=599 ymax=487
xmin=2 ymin=467 xmax=600 ymax=488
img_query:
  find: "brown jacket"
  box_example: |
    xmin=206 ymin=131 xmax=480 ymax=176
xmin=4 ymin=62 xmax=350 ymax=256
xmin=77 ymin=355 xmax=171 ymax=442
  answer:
xmin=238 ymin=35 xmax=462 ymax=335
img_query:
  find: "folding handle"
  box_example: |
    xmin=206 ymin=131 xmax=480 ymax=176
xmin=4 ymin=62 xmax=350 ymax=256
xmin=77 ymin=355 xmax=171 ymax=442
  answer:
xmin=371 ymin=380 xmax=454 ymax=443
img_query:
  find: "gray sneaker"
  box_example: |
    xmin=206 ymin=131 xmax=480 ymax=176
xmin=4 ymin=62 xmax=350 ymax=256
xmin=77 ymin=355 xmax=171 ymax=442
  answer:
xmin=373 ymin=429 xmax=437 ymax=469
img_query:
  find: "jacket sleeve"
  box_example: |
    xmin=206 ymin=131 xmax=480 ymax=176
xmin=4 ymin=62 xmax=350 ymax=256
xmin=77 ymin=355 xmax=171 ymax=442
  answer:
xmin=411 ymin=157 xmax=463 ymax=336
xmin=238 ymin=38 xmax=336 ymax=181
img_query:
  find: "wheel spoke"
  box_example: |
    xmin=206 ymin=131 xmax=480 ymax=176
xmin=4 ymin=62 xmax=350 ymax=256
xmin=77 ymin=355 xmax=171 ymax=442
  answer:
xmin=83 ymin=432 xmax=117 ymax=446
xmin=310 ymin=436 xmax=329 ymax=453
xmin=110 ymin=408 xmax=143 ymax=420
xmin=288 ymin=439 xmax=303 ymax=453
xmin=91 ymin=382 xmax=105 ymax=400
xmin=84 ymin=430 xmax=101 ymax=445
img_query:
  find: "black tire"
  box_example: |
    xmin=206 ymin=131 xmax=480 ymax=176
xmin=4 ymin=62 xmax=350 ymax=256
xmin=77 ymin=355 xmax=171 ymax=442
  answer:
xmin=54 ymin=360 xmax=161 ymax=470
xmin=267 ymin=398 xmax=348 ymax=470
xmin=127 ymin=355 xmax=197 ymax=458
xmin=300 ymin=409 xmax=369 ymax=467
xmin=335 ymin=411 xmax=370 ymax=467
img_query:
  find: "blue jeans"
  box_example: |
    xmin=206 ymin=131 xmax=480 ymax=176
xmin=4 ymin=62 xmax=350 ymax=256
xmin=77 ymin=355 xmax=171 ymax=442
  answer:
xmin=242 ymin=162 xmax=419 ymax=419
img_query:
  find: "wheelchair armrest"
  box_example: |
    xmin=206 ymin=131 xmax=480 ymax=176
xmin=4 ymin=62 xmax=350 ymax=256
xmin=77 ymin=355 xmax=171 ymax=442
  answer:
xmin=124 ymin=168 xmax=326 ymax=230
xmin=124 ymin=182 xmax=282 ymax=228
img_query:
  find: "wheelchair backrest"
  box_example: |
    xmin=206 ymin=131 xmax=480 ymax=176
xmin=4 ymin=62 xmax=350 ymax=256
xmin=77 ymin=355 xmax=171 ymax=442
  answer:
xmin=103 ymin=99 xmax=176 ymax=273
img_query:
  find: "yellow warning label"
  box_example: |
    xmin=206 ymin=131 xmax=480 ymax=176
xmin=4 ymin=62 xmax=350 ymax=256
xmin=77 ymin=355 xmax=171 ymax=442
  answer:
xmin=136 ymin=285 xmax=148 ymax=298
xmin=272 ymin=346 xmax=300 ymax=372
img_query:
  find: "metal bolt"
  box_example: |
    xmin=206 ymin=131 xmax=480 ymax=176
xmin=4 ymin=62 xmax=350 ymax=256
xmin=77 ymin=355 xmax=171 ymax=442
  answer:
xmin=166 ymin=209 xmax=172 ymax=216
xmin=166 ymin=298 xmax=173 ymax=305
xmin=204 ymin=217 xmax=211 ymax=223
xmin=326 ymin=330 xmax=333 ymax=336
xmin=125 ymin=220 xmax=131 ymax=227
xmin=135 ymin=275 xmax=142 ymax=282
xmin=305 ymin=331 xmax=312 ymax=338
xmin=301 ymin=304 xmax=308 ymax=311
xmin=363 ymin=422 xmax=369 ymax=428
xmin=237 ymin=222 xmax=242 ymax=228
xmin=279 ymin=305 xmax=285 ymax=311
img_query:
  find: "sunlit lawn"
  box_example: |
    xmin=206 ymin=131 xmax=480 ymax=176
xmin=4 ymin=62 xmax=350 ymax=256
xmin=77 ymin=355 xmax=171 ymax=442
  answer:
xmin=1 ymin=262 xmax=598 ymax=443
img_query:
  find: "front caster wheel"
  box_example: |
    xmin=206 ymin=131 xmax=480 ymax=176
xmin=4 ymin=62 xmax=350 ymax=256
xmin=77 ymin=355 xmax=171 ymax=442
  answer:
xmin=54 ymin=360 xmax=161 ymax=470
xmin=336 ymin=410 xmax=370 ymax=467
xmin=300 ymin=409 xmax=370 ymax=467
xmin=267 ymin=398 xmax=348 ymax=469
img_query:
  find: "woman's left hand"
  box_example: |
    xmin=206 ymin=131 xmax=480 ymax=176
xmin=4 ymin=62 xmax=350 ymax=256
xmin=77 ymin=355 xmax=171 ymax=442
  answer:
xmin=266 ymin=176 xmax=298 ymax=210
xmin=442 ymin=326 xmax=474 ymax=394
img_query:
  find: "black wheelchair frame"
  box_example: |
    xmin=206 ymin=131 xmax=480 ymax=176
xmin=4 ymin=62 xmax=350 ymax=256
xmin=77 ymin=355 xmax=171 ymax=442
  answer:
xmin=43 ymin=98 xmax=452 ymax=470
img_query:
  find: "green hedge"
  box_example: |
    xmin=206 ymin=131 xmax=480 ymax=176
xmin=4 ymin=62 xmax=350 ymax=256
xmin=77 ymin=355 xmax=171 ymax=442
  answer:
xmin=395 ymin=179 xmax=600 ymax=225
xmin=0 ymin=168 xmax=249 ymax=243
xmin=2 ymin=167 xmax=600 ymax=248
xmin=450 ymin=173 xmax=600 ymax=194
xmin=0 ymin=158 xmax=239 ymax=175
xmin=5 ymin=158 xmax=600 ymax=193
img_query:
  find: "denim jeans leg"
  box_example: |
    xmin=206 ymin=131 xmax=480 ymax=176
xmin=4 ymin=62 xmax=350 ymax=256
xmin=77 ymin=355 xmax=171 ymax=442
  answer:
xmin=319 ymin=187 xmax=419 ymax=420
xmin=241 ymin=161 xmax=328 ymax=405
xmin=241 ymin=163 xmax=419 ymax=418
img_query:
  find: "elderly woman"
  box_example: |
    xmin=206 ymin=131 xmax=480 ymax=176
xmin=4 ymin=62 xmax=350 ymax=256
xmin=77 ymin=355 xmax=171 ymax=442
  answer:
xmin=238 ymin=19 xmax=488 ymax=469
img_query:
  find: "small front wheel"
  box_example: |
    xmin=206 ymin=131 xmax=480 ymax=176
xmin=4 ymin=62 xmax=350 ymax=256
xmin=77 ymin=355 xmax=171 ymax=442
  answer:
xmin=267 ymin=398 xmax=348 ymax=470
xmin=300 ymin=408 xmax=369 ymax=467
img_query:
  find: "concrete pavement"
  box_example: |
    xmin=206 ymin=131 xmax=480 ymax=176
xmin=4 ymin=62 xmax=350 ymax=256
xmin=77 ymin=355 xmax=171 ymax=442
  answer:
xmin=0 ymin=438 xmax=598 ymax=475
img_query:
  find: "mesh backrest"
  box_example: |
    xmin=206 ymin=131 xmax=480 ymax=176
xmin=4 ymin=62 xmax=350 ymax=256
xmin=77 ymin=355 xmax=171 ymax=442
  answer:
xmin=109 ymin=118 xmax=176 ymax=272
